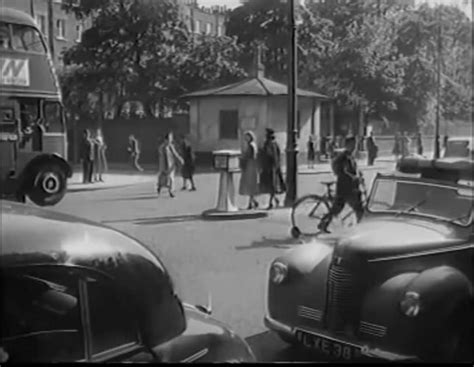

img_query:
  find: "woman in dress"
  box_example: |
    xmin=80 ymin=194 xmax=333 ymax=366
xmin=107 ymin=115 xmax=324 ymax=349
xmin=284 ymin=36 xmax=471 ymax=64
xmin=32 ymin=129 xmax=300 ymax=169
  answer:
xmin=157 ymin=132 xmax=184 ymax=198
xmin=307 ymin=135 xmax=315 ymax=169
xmin=259 ymin=128 xmax=286 ymax=210
xmin=93 ymin=128 xmax=107 ymax=182
xmin=180 ymin=135 xmax=197 ymax=191
xmin=239 ymin=131 xmax=259 ymax=210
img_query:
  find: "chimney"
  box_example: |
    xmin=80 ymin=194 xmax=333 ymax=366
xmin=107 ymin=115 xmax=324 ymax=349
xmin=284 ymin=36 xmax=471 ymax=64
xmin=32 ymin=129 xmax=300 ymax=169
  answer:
xmin=250 ymin=44 xmax=265 ymax=79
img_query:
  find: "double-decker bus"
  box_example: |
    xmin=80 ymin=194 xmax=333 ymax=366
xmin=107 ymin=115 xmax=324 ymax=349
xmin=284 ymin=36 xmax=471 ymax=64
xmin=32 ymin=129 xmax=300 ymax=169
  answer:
xmin=0 ymin=8 xmax=71 ymax=206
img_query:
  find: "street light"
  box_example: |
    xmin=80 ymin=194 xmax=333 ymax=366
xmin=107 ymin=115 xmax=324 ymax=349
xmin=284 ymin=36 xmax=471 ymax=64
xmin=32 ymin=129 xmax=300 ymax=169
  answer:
xmin=284 ymin=0 xmax=299 ymax=207
xmin=434 ymin=2 xmax=443 ymax=159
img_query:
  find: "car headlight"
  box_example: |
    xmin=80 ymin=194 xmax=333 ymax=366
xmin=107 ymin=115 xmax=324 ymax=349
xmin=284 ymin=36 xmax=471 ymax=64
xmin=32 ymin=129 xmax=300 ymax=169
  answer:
xmin=270 ymin=262 xmax=288 ymax=284
xmin=400 ymin=291 xmax=421 ymax=317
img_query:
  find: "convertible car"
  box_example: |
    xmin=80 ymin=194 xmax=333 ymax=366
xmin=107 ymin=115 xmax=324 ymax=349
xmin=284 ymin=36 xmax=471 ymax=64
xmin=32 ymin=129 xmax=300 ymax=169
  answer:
xmin=0 ymin=201 xmax=256 ymax=363
xmin=265 ymin=157 xmax=473 ymax=363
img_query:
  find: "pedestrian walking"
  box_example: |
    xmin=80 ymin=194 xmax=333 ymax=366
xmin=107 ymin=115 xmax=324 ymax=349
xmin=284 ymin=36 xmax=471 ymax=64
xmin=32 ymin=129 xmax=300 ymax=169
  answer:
xmin=307 ymin=135 xmax=315 ymax=169
xmin=180 ymin=135 xmax=196 ymax=191
xmin=320 ymin=135 xmax=327 ymax=159
xmin=259 ymin=128 xmax=286 ymax=210
xmin=441 ymin=135 xmax=449 ymax=157
xmin=401 ymin=131 xmax=411 ymax=157
xmin=415 ymin=131 xmax=423 ymax=156
xmin=80 ymin=129 xmax=94 ymax=184
xmin=392 ymin=131 xmax=401 ymax=160
xmin=128 ymin=134 xmax=143 ymax=172
xmin=157 ymin=132 xmax=184 ymax=198
xmin=366 ymin=131 xmax=378 ymax=166
xmin=318 ymin=136 xmax=364 ymax=233
xmin=327 ymin=136 xmax=336 ymax=159
xmin=93 ymin=128 xmax=107 ymax=182
xmin=239 ymin=131 xmax=259 ymax=210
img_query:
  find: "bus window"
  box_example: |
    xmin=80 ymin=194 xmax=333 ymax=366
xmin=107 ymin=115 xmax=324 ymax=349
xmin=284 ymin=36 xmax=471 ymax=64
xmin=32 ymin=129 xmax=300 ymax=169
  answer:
xmin=0 ymin=24 xmax=10 ymax=49
xmin=11 ymin=24 xmax=46 ymax=53
xmin=44 ymin=102 xmax=64 ymax=133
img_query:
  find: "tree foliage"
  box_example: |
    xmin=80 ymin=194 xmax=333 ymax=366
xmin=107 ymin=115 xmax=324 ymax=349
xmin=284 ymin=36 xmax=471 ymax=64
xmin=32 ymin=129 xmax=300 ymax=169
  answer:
xmin=61 ymin=0 xmax=245 ymax=119
xmin=226 ymin=0 xmax=472 ymax=130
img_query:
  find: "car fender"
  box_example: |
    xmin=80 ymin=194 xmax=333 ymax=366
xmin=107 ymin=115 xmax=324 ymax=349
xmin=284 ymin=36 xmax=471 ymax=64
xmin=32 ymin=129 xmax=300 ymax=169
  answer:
xmin=19 ymin=154 xmax=72 ymax=188
xmin=404 ymin=266 xmax=472 ymax=321
xmin=360 ymin=267 xmax=472 ymax=353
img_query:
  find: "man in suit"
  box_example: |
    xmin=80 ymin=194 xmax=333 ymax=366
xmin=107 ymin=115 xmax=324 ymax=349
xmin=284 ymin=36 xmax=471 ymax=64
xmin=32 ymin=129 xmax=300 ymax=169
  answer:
xmin=80 ymin=129 xmax=94 ymax=183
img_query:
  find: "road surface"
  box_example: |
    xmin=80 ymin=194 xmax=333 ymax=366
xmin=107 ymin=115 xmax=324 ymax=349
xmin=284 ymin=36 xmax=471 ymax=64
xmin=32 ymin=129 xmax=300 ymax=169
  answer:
xmin=52 ymin=164 xmax=395 ymax=362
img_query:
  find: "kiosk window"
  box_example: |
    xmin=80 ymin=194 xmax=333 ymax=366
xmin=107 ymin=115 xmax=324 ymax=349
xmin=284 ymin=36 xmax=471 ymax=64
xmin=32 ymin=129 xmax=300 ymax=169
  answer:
xmin=44 ymin=102 xmax=64 ymax=133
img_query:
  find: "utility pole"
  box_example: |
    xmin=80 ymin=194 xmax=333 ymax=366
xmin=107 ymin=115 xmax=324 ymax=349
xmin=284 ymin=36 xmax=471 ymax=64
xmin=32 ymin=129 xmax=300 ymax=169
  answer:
xmin=284 ymin=0 xmax=298 ymax=207
xmin=47 ymin=0 xmax=55 ymax=61
xmin=29 ymin=0 xmax=35 ymax=18
xmin=434 ymin=4 xmax=442 ymax=159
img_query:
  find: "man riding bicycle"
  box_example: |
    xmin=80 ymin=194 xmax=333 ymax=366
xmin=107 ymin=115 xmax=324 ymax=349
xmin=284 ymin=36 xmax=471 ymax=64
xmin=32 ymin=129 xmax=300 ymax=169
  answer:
xmin=318 ymin=136 xmax=364 ymax=233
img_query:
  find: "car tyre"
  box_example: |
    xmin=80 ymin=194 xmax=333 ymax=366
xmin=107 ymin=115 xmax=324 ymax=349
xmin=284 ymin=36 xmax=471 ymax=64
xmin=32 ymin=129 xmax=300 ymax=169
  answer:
xmin=429 ymin=306 xmax=472 ymax=362
xmin=277 ymin=332 xmax=298 ymax=346
xmin=27 ymin=163 xmax=67 ymax=206
xmin=290 ymin=226 xmax=301 ymax=239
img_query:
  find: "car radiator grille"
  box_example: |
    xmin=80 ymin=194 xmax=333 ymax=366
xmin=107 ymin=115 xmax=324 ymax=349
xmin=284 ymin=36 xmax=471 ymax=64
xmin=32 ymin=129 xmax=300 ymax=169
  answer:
xmin=325 ymin=263 xmax=360 ymax=334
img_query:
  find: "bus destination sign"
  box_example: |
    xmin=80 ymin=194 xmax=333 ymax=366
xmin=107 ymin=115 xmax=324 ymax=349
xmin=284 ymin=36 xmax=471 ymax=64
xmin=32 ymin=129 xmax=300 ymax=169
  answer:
xmin=0 ymin=58 xmax=30 ymax=87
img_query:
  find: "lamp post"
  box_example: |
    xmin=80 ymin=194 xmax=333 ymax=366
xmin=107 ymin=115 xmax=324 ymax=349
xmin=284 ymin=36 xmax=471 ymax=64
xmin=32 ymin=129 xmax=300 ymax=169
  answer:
xmin=284 ymin=0 xmax=299 ymax=207
xmin=434 ymin=3 xmax=442 ymax=159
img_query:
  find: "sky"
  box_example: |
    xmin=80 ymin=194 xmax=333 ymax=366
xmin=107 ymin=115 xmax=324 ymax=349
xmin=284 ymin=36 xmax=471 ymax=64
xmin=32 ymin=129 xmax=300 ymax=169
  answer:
xmin=197 ymin=0 xmax=472 ymax=18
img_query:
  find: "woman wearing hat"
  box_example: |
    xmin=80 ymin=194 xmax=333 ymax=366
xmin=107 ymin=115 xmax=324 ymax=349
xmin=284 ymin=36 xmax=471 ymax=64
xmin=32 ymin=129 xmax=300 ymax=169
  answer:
xmin=259 ymin=128 xmax=286 ymax=210
xmin=239 ymin=131 xmax=259 ymax=210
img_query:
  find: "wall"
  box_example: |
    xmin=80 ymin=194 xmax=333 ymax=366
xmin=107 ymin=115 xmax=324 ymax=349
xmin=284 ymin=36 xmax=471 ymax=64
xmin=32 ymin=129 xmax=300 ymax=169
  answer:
xmin=189 ymin=95 xmax=322 ymax=166
xmin=69 ymin=115 xmax=190 ymax=164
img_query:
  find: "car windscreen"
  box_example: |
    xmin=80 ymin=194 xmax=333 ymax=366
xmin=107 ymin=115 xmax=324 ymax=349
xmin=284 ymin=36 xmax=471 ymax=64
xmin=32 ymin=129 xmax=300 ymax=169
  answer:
xmin=368 ymin=178 xmax=473 ymax=226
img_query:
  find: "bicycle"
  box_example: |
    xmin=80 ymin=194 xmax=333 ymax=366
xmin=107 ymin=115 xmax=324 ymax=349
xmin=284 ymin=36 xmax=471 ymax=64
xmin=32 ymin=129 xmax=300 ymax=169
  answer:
xmin=290 ymin=174 xmax=368 ymax=239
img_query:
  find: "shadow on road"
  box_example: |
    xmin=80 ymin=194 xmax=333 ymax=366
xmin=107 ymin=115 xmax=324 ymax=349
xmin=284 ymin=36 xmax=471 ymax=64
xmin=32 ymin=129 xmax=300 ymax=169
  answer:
xmin=245 ymin=331 xmax=322 ymax=362
xmin=102 ymin=214 xmax=204 ymax=226
xmin=235 ymin=236 xmax=303 ymax=251
xmin=100 ymin=195 xmax=159 ymax=202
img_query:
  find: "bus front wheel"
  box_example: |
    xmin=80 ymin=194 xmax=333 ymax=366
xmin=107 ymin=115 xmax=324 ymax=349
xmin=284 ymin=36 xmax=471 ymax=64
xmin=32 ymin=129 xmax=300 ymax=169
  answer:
xmin=27 ymin=163 xmax=67 ymax=206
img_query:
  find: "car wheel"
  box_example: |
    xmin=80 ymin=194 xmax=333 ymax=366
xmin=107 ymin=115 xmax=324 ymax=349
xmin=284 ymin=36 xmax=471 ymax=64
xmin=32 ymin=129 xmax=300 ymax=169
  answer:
xmin=431 ymin=308 xmax=472 ymax=362
xmin=277 ymin=332 xmax=298 ymax=346
xmin=27 ymin=163 xmax=67 ymax=206
xmin=290 ymin=226 xmax=301 ymax=239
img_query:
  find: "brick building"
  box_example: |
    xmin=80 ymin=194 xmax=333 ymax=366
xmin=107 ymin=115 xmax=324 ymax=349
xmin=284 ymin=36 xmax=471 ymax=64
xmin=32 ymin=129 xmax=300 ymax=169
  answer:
xmin=177 ymin=0 xmax=228 ymax=37
xmin=0 ymin=0 xmax=90 ymax=66
xmin=1 ymin=0 xmax=227 ymax=69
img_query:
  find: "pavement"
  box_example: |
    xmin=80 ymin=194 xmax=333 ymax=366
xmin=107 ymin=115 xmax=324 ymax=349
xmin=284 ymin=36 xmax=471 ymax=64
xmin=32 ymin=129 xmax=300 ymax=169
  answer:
xmin=50 ymin=160 xmax=396 ymax=362
xmin=68 ymin=156 xmax=397 ymax=192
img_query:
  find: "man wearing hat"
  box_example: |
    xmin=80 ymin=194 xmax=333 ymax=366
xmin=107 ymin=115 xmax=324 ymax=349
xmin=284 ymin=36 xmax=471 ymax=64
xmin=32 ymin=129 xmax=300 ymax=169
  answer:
xmin=318 ymin=135 xmax=364 ymax=232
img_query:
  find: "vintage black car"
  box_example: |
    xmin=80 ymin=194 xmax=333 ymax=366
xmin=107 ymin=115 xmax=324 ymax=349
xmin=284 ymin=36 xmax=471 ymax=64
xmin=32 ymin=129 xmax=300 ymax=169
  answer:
xmin=0 ymin=201 xmax=256 ymax=363
xmin=264 ymin=157 xmax=473 ymax=363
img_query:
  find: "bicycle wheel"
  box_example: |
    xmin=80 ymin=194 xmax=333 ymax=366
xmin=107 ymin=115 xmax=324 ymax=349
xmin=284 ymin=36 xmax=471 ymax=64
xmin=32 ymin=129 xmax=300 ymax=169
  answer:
xmin=291 ymin=195 xmax=331 ymax=238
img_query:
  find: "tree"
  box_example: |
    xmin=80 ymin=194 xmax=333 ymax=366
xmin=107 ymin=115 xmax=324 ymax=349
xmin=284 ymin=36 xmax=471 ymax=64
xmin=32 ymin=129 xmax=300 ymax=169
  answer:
xmin=395 ymin=3 xmax=472 ymax=130
xmin=61 ymin=0 xmax=245 ymax=119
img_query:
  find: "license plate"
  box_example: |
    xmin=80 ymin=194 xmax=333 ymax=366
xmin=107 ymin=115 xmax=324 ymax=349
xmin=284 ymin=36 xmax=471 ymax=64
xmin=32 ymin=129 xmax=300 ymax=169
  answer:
xmin=295 ymin=329 xmax=362 ymax=360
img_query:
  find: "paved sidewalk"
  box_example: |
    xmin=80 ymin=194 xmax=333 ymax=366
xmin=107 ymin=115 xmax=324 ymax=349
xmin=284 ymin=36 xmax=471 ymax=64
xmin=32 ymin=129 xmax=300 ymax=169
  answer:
xmin=68 ymin=172 xmax=154 ymax=192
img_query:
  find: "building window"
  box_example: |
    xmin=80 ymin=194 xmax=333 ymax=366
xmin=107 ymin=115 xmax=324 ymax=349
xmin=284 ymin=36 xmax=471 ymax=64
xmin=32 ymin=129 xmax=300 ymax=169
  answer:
xmin=194 ymin=20 xmax=201 ymax=34
xmin=205 ymin=22 xmax=212 ymax=35
xmin=217 ymin=25 xmax=223 ymax=37
xmin=56 ymin=19 xmax=66 ymax=39
xmin=35 ymin=14 xmax=47 ymax=35
xmin=75 ymin=24 xmax=83 ymax=42
xmin=219 ymin=110 xmax=239 ymax=140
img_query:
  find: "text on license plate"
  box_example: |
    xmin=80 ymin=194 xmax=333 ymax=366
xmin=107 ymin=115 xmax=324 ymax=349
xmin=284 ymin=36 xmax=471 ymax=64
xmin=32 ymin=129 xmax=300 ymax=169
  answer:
xmin=295 ymin=329 xmax=362 ymax=360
